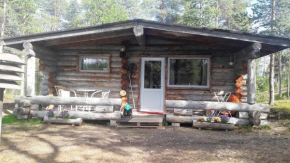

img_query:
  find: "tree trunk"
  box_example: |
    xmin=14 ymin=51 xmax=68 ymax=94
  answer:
xmin=0 ymin=0 xmax=7 ymax=39
xmin=287 ymin=70 xmax=289 ymax=99
xmin=269 ymin=54 xmax=275 ymax=104
xmin=215 ymin=0 xmax=220 ymax=28
xmin=278 ymin=53 xmax=282 ymax=97
xmin=269 ymin=0 xmax=276 ymax=105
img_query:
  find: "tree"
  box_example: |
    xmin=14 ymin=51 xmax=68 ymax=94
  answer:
xmin=36 ymin=0 xmax=69 ymax=31
xmin=141 ymin=0 xmax=182 ymax=24
xmin=179 ymin=0 xmax=252 ymax=31
xmin=253 ymin=0 xmax=277 ymax=104
xmin=0 ymin=0 xmax=7 ymax=39
xmin=179 ymin=0 xmax=217 ymax=27
xmin=64 ymin=0 xmax=84 ymax=29
xmin=82 ymin=0 xmax=128 ymax=26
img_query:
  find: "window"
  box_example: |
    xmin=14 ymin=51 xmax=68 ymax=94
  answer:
xmin=168 ymin=58 xmax=210 ymax=88
xmin=79 ymin=56 xmax=110 ymax=72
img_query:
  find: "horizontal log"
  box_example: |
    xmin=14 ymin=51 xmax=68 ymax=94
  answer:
xmin=211 ymin=86 xmax=235 ymax=92
xmin=57 ymin=61 xmax=76 ymax=66
xmin=212 ymin=57 xmax=232 ymax=68
xmin=39 ymin=59 xmax=57 ymax=66
xmin=193 ymin=122 xmax=235 ymax=130
xmin=56 ymin=76 xmax=121 ymax=82
xmin=31 ymin=111 xmax=121 ymax=120
xmin=57 ymin=71 xmax=120 ymax=78
xmin=211 ymin=80 xmax=235 ymax=86
xmin=39 ymin=65 xmax=57 ymax=72
xmin=249 ymin=111 xmax=261 ymax=119
xmin=167 ymin=94 xmax=217 ymax=101
xmin=237 ymin=112 xmax=249 ymax=118
xmin=167 ymin=90 xmax=211 ymax=95
xmin=35 ymin=53 xmax=57 ymax=62
xmin=212 ymin=68 xmax=234 ymax=73
xmin=166 ymin=114 xmax=249 ymax=125
xmin=166 ymin=100 xmax=270 ymax=112
xmin=212 ymin=72 xmax=235 ymax=80
xmin=174 ymin=108 xmax=193 ymax=116
xmin=43 ymin=117 xmax=82 ymax=126
xmin=58 ymin=56 xmax=77 ymax=61
xmin=15 ymin=96 xmax=122 ymax=106
xmin=92 ymin=106 xmax=114 ymax=113
xmin=57 ymin=81 xmax=121 ymax=87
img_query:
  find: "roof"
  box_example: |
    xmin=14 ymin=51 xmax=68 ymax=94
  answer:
xmin=2 ymin=19 xmax=290 ymax=55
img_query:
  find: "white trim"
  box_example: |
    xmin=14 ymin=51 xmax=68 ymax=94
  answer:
xmin=79 ymin=55 xmax=110 ymax=72
xmin=167 ymin=57 xmax=210 ymax=88
xmin=140 ymin=57 xmax=165 ymax=112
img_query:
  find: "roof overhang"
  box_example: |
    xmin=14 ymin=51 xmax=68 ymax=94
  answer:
xmin=2 ymin=19 xmax=290 ymax=56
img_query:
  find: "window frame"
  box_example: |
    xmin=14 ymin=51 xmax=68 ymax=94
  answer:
xmin=78 ymin=55 xmax=111 ymax=73
xmin=167 ymin=57 xmax=211 ymax=88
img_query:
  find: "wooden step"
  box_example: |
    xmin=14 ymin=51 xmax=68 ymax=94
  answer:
xmin=116 ymin=117 xmax=163 ymax=129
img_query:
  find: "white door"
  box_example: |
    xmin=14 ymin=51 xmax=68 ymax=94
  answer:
xmin=140 ymin=58 xmax=165 ymax=112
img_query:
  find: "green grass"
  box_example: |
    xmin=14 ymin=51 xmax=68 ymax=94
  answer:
xmin=270 ymin=100 xmax=290 ymax=119
xmin=2 ymin=115 xmax=42 ymax=125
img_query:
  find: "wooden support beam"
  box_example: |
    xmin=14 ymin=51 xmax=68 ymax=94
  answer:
xmin=133 ymin=25 xmax=146 ymax=46
xmin=26 ymin=56 xmax=35 ymax=97
xmin=234 ymin=42 xmax=262 ymax=61
xmin=247 ymin=59 xmax=256 ymax=104
xmin=15 ymin=96 xmax=122 ymax=106
xmin=0 ymin=88 xmax=4 ymax=140
xmin=166 ymin=100 xmax=269 ymax=112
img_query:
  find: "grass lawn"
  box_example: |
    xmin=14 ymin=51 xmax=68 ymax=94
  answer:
xmin=2 ymin=114 xmax=42 ymax=126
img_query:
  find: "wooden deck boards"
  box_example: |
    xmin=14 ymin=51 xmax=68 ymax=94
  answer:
xmin=116 ymin=117 xmax=164 ymax=129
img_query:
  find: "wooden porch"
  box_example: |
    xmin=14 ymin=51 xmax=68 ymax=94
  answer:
xmin=13 ymin=96 xmax=269 ymax=127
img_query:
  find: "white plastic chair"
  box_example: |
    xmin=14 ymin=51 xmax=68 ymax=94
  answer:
xmin=101 ymin=90 xmax=110 ymax=99
xmin=58 ymin=89 xmax=77 ymax=111
xmin=92 ymin=90 xmax=110 ymax=112
xmin=213 ymin=91 xmax=232 ymax=117
xmin=90 ymin=90 xmax=102 ymax=98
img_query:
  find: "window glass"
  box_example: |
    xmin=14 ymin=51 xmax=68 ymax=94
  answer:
xmin=80 ymin=57 xmax=109 ymax=72
xmin=169 ymin=58 xmax=208 ymax=86
xmin=144 ymin=61 xmax=161 ymax=89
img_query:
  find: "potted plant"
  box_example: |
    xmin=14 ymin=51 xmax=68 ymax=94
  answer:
xmin=193 ymin=114 xmax=234 ymax=131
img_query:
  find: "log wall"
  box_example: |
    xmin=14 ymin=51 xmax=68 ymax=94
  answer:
xmin=37 ymin=39 xmax=242 ymax=111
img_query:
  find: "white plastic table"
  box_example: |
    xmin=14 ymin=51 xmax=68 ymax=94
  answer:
xmin=76 ymin=89 xmax=96 ymax=98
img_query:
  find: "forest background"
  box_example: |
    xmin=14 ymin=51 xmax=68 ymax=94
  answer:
xmin=0 ymin=0 xmax=290 ymax=104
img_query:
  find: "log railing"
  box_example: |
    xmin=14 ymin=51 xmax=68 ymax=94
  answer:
xmin=14 ymin=96 xmax=122 ymax=120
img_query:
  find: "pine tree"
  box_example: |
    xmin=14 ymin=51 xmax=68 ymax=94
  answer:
xmin=64 ymin=0 xmax=84 ymax=29
xmin=141 ymin=0 xmax=182 ymax=24
xmin=82 ymin=0 xmax=128 ymax=26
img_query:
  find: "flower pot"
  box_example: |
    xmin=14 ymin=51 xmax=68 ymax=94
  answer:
xmin=193 ymin=121 xmax=234 ymax=131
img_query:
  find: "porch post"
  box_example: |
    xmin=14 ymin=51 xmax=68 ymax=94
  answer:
xmin=0 ymin=88 xmax=4 ymax=141
xmin=23 ymin=42 xmax=36 ymax=97
xmin=247 ymin=59 xmax=256 ymax=104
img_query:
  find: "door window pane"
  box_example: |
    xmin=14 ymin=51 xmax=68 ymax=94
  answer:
xmin=144 ymin=61 xmax=161 ymax=89
xmin=169 ymin=59 xmax=208 ymax=86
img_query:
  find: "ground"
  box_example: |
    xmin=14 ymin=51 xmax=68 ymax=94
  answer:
xmin=1 ymin=96 xmax=290 ymax=163
xmin=0 ymin=122 xmax=290 ymax=163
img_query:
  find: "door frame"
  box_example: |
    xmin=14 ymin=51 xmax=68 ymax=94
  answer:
xmin=139 ymin=57 xmax=165 ymax=112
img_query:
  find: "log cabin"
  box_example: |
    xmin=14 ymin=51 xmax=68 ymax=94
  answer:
xmin=2 ymin=19 xmax=290 ymax=127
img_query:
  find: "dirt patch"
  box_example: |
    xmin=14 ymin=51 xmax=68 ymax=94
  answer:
xmin=0 ymin=123 xmax=290 ymax=163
